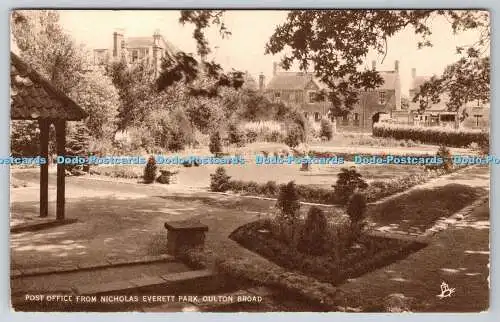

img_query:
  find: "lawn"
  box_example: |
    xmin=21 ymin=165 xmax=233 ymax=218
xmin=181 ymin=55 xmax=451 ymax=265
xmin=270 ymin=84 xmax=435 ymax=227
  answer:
xmin=367 ymin=183 xmax=486 ymax=234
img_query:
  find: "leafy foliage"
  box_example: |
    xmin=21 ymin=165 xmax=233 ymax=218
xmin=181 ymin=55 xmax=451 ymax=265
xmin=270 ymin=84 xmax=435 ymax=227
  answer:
xmin=334 ymin=168 xmax=368 ymax=205
xmin=265 ymin=10 xmax=490 ymax=115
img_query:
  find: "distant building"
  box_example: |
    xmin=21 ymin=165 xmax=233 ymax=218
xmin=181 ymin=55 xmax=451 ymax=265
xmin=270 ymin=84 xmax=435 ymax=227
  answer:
xmin=93 ymin=29 xmax=179 ymax=77
xmin=393 ymin=68 xmax=490 ymax=129
xmin=262 ymin=60 xmax=402 ymax=131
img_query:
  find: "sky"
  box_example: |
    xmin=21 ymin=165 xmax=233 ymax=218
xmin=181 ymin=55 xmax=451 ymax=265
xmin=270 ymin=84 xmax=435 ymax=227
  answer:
xmin=56 ymin=10 xmax=488 ymax=96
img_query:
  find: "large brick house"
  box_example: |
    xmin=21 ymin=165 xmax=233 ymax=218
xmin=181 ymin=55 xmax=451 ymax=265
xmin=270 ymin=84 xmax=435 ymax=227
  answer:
xmin=93 ymin=29 xmax=178 ymax=77
xmin=261 ymin=61 xmax=402 ymax=131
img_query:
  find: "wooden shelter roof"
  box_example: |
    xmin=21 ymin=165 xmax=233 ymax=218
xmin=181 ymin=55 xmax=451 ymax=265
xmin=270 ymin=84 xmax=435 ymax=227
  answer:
xmin=10 ymin=52 xmax=88 ymax=121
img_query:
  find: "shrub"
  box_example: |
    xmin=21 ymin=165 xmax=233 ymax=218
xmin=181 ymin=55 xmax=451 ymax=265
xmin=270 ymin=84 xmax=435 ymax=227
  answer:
xmin=210 ymin=166 xmax=231 ymax=192
xmin=373 ymin=123 xmax=488 ymax=148
xmin=228 ymin=122 xmax=245 ymax=147
xmin=284 ymin=123 xmax=303 ymax=148
xmin=246 ymin=129 xmax=258 ymax=143
xmin=209 ymin=131 xmax=222 ymax=155
xmin=334 ymin=168 xmax=368 ymax=205
xmin=143 ymin=156 xmax=157 ymax=184
xmin=297 ymin=207 xmax=328 ymax=256
xmin=319 ymin=119 xmax=333 ymax=140
xmin=265 ymin=130 xmax=283 ymax=142
xmin=276 ymin=181 xmax=301 ymax=222
xmin=263 ymin=181 xmax=279 ymax=196
xmin=346 ymin=192 xmax=368 ymax=243
xmin=156 ymin=170 xmax=178 ymax=184
xmin=437 ymin=145 xmax=453 ymax=172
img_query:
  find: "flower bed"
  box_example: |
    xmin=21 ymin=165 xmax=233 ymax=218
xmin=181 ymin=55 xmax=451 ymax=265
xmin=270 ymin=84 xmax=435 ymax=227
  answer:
xmin=373 ymin=123 xmax=488 ymax=148
xmin=230 ymin=220 xmax=427 ymax=286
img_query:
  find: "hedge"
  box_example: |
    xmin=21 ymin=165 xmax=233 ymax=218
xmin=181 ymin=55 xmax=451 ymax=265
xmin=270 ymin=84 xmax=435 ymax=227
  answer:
xmin=373 ymin=123 xmax=488 ymax=148
xmin=226 ymin=166 xmax=463 ymax=205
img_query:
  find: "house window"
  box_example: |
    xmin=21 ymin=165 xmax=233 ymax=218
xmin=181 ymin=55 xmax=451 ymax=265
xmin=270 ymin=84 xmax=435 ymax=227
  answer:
xmin=274 ymin=92 xmax=281 ymax=101
xmin=354 ymin=113 xmax=360 ymax=126
xmin=379 ymin=91 xmax=386 ymax=105
xmin=308 ymin=91 xmax=316 ymax=103
xmin=314 ymin=112 xmax=321 ymax=121
xmin=132 ymin=50 xmax=139 ymax=62
xmin=304 ymin=112 xmax=309 ymax=119
xmin=342 ymin=114 xmax=349 ymax=125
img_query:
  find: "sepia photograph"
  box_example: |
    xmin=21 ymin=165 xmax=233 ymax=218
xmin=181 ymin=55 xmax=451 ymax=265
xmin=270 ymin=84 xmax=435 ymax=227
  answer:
xmin=8 ymin=9 xmax=490 ymax=312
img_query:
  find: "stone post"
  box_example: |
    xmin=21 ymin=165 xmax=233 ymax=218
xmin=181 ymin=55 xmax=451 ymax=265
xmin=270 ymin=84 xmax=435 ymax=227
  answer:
xmin=164 ymin=221 xmax=209 ymax=257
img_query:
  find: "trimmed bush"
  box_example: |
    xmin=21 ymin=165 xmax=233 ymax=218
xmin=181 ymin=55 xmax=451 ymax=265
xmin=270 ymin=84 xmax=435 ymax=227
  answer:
xmin=276 ymin=181 xmax=301 ymax=222
xmin=210 ymin=166 xmax=232 ymax=192
xmin=346 ymin=192 xmax=368 ymax=243
xmin=209 ymin=131 xmax=222 ymax=155
xmin=143 ymin=156 xmax=157 ymax=184
xmin=297 ymin=207 xmax=328 ymax=256
xmin=334 ymin=168 xmax=368 ymax=205
xmin=373 ymin=123 xmax=488 ymax=148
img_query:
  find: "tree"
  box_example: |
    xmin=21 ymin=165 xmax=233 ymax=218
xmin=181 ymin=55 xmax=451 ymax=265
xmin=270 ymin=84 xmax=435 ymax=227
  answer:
xmin=265 ymin=10 xmax=490 ymax=115
xmin=11 ymin=10 xmax=86 ymax=94
xmin=106 ymin=60 xmax=156 ymax=130
xmin=70 ymin=70 xmax=120 ymax=139
xmin=413 ymin=56 xmax=490 ymax=115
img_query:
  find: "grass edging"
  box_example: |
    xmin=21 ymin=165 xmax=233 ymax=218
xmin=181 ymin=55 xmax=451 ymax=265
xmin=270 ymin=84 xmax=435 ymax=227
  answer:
xmin=180 ymin=247 xmax=351 ymax=311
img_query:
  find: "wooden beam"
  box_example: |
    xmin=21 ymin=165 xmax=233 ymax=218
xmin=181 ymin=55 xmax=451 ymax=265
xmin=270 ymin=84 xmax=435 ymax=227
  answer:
xmin=55 ymin=120 xmax=66 ymax=221
xmin=38 ymin=119 xmax=49 ymax=218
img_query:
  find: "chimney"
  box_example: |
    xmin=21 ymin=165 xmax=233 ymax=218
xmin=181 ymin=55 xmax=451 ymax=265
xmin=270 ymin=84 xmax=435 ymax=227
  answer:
xmin=411 ymin=68 xmax=416 ymax=79
xmin=273 ymin=62 xmax=278 ymax=76
xmin=372 ymin=60 xmax=376 ymax=71
xmin=259 ymin=73 xmax=265 ymax=91
xmin=153 ymin=29 xmax=161 ymax=46
xmin=394 ymin=60 xmax=399 ymax=73
xmin=113 ymin=29 xmax=124 ymax=59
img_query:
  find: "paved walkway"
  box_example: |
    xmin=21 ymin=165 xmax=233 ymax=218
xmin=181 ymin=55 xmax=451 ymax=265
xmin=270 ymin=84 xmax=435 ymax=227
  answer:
xmin=10 ymin=172 xmax=276 ymax=271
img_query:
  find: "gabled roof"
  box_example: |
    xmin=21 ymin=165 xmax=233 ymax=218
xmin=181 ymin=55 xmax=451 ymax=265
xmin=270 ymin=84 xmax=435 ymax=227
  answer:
xmin=377 ymin=71 xmax=400 ymax=90
xmin=266 ymin=72 xmax=320 ymax=91
xmin=10 ymin=52 xmax=88 ymax=121
xmin=126 ymin=36 xmax=179 ymax=55
xmin=266 ymin=70 xmax=399 ymax=91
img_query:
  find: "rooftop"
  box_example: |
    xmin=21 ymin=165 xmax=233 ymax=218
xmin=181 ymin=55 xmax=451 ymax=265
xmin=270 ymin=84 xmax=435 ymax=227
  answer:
xmin=10 ymin=52 xmax=88 ymax=121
